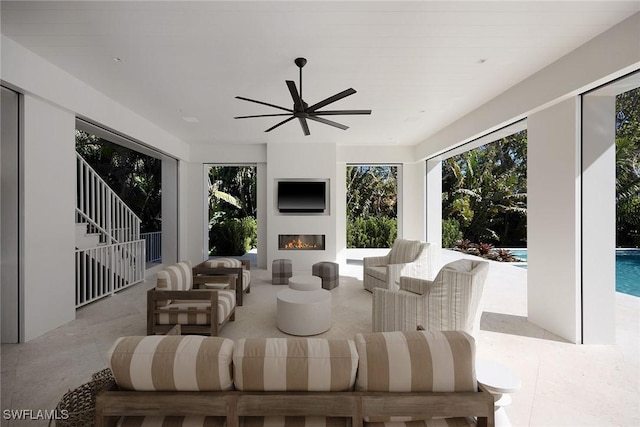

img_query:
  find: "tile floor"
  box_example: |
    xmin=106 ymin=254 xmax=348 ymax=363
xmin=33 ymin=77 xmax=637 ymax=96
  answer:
xmin=1 ymin=250 xmax=638 ymax=426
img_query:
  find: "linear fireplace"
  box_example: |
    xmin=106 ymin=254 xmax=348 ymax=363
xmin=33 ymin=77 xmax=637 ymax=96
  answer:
xmin=278 ymin=234 xmax=325 ymax=250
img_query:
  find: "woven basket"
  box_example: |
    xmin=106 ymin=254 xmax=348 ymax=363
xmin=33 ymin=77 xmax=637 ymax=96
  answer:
xmin=50 ymin=368 xmax=115 ymax=427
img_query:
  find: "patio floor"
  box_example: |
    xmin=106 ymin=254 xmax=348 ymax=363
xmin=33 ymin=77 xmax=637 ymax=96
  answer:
xmin=1 ymin=250 xmax=638 ymax=426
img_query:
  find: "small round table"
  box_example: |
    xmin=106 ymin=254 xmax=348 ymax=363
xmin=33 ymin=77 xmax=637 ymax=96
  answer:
xmin=476 ymin=359 xmax=522 ymax=427
xmin=276 ymin=288 xmax=331 ymax=336
xmin=288 ymin=275 xmax=322 ymax=291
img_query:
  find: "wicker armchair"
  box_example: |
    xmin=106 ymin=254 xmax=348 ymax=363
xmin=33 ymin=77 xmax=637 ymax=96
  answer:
xmin=363 ymin=239 xmax=432 ymax=292
xmin=147 ymin=261 xmax=236 ymax=336
xmin=372 ymin=259 xmax=489 ymax=335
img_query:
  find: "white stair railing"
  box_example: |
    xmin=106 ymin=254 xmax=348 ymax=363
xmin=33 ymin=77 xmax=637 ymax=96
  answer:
xmin=75 ymin=152 xmax=145 ymax=308
xmin=75 ymin=241 xmax=145 ymax=307
xmin=76 ymin=153 xmax=140 ymax=244
xmin=141 ymin=231 xmax=162 ymax=263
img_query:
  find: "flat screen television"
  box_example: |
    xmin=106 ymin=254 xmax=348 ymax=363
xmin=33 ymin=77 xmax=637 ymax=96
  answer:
xmin=277 ymin=181 xmax=326 ymax=213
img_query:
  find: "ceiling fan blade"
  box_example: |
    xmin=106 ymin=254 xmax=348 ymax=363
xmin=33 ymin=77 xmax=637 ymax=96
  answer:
xmin=265 ymin=116 xmax=295 ymax=132
xmin=306 ymin=88 xmax=357 ymax=112
xmin=307 ymin=115 xmax=349 ymax=130
xmin=286 ymin=80 xmax=303 ymax=109
xmin=234 ymin=113 xmax=292 ymax=119
xmin=235 ymin=96 xmax=293 ymax=113
xmin=298 ymin=117 xmax=310 ymax=136
xmin=310 ymin=110 xmax=372 ymax=116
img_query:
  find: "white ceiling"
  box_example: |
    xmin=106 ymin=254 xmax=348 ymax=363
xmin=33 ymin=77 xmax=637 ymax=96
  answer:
xmin=2 ymin=1 xmax=639 ymax=146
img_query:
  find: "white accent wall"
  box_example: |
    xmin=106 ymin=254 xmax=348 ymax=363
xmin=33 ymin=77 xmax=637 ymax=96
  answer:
xmin=267 ymin=143 xmax=337 ymax=272
xmin=22 ymin=95 xmax=77 ymax=341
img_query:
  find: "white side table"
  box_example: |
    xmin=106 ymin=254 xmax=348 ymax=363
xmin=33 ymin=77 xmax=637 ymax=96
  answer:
xmin=276 ymin=288 xmax=331 ymax=336
xmin=476 ymin=359 xmax=522 ymax=427
xmin=288 ymin=275 xmax=322 ymax=291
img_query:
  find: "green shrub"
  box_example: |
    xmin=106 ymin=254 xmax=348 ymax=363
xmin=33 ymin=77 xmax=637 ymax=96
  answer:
xmin=209 ymin=216 xmax=256 ymax=255
xmin=347 ymin=217 xmax=397 ymax=248
xmin=442 ymin=218 xmax=463 ymax=248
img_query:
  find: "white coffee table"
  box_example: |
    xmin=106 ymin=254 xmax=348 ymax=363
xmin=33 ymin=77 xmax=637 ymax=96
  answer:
xmin=288 ymin=275 xmax=322 ymax=291
xmin=276 ymin=288 xmax=331 ymax=336
xmin=476 ymin=359 xmax=522 ymax=427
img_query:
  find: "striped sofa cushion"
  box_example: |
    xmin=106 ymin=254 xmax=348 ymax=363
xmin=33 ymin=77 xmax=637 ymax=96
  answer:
xmin=243 ymin=269 xmax=251 ymax=288
xmin=354 ymin=331 xmax=476 ymax=393
xmin=355 ymin=331 xmax=477 ymax=423
xmin=156 ymin=289 xmax=235 ymax=325
xmin=243 ymin=417 xmax=348 ymax=427
xmin=156 ymin=261 xmax=194 ymax=307
xmin=204 ymin=258 xmax=242 ymax=268
xmin=388 ymin=239 xmax=423 ymax=265
xmin=107 ymin=335 xmax=234 ymax=391
xmin=233 ymin=338 xmax=358 ymax=391
xmin=364 ymin=419 xmax=475 ymax=427
xmin=116 ymin=416 xmax=225 ymax=427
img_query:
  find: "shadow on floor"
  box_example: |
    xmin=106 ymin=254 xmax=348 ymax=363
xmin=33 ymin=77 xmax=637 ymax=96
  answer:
xmin=480 ymin=311 xmax=569 ymax=343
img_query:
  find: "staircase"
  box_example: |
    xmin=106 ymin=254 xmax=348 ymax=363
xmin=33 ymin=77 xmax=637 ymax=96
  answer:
xmin=75 ymin=153 xmax=145 ymax=308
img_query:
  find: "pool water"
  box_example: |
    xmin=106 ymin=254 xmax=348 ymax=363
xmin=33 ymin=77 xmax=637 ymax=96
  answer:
xmin=616 ymin=250 xmax=640 ymax=297
xmin=506 ymin=249 xmax=640 ymax=297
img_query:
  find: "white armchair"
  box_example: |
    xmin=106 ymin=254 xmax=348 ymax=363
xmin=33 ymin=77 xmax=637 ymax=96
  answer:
xmin=372 ymin=258 xmax=489 ymax=335
xmin=363 ymin=239 xmax=432 ymax=292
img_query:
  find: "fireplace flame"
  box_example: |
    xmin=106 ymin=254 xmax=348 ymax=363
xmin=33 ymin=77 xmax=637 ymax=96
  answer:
xmin=284 ymin=238 xmax=318 ymax=249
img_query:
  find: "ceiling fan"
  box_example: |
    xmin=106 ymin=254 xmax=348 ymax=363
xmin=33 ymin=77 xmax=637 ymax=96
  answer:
xmin=234 ymin=57 xmax=371 ymax=136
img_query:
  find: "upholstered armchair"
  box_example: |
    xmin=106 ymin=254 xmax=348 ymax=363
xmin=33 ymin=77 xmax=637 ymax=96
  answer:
xmin=372 ymin=258 xmax=489 ymax=335
xmin=363 ymin=239 xmax=432 ymax=292
xmin=193 ymin=258 xmax=251 ymax=306
xmin=147 ymin=261 xmax=237 ymax=336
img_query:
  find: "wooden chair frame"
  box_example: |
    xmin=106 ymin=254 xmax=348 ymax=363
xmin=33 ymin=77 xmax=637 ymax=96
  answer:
xmin=193 ymin=259 xmax=251 ymax=306
xmin=147 ymin=275 xmax=236 ymax=336
xmin=96 ymin=385 xmax=495 ymax=427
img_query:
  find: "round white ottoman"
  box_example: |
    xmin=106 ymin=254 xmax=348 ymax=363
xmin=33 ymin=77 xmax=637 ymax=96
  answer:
xmin=276 ymin=288 xmax=331 ymax=336
xmin=288 ymin=275 xmax=322 ymax=291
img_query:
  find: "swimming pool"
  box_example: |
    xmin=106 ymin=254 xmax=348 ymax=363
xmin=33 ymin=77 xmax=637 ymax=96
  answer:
xmin=505 ymin=248 xmax=640 ymax=297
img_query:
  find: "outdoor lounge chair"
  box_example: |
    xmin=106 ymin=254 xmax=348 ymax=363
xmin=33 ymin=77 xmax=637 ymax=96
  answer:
xmin=193 ymin=258 xmax=251 ymax=306
xmin=147 ymin=261 xmax=236 ymax=336
xmin=372 ymin=258 xmax=489 ymax=335
xmin=362 ymin=238 xmax=432 ymax=292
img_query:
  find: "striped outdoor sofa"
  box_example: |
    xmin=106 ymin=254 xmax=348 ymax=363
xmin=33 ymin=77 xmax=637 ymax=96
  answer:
xmin=96 ymin=331 xmax=494 ymax=427
xmin=147 ymin=261 xmax=237 ymax=336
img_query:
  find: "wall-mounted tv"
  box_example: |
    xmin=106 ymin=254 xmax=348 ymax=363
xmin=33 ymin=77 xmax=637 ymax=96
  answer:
xmin=277 ymin=181 xmax=326 ymax=213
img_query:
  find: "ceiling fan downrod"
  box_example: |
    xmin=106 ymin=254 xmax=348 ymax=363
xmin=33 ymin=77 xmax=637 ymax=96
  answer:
xmin=295 ymin=57 xmax=307 ymax=106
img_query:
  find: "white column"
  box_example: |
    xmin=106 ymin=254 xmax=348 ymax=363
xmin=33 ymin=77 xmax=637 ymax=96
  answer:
xmin=582 ymin=94 xmax=616 ymax=344
xmin=177 ymin=160 xmax=205 ymax=264
xmin=527 ymin=98 xmax=582 ymax=343
xmin=162 ymin=157 xmax=179 ymax=265
xmin=425 ymin=158 xmax=443 ymax=276
xmin=401 ymin=162 xmax=426 ymax=242
xmin=22 ymin=95 xmax=76 ymax=341
xmin=257 ymin=162 xmax=268 ymax=269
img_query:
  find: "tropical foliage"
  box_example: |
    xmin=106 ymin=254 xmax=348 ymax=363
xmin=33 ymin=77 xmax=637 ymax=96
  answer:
xmin=208 ymin=166 xmax=257 ymax=255
xmin=442 ymin=131 xmax=528 ymax=247
xmin=346 ymin=165 xmax=398 ymax=248
xmin=75 ymin=130 xmax=161 ymax=233
xmin=616 ymin=88 xmax=640 ymax=247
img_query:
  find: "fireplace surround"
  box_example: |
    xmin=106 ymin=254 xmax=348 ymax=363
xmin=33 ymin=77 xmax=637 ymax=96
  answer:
xmin=278 ymin=234 xmax=325 ymax=250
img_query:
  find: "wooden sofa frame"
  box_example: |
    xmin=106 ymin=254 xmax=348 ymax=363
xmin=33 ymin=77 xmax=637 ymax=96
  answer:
xmin=147 ymin=275 xmax=236 ymax=336
xmin=96 ymin=385 xmax=495 ymax=427
xmin=193 ymin=259 xmax=251 ymax=306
